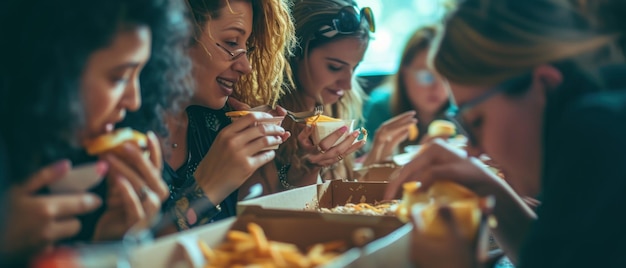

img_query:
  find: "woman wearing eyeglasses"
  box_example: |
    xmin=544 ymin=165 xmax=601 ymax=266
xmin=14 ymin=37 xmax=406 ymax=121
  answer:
xmin=384 ymin=0 xmax=626 ymax=267
xmin=361 ymin=25 xmax=451 ymax=166
xmin=240 ymin=0 xmax=375 ymax=196
xmin=155 ymin=0 xmax=295 ymax=233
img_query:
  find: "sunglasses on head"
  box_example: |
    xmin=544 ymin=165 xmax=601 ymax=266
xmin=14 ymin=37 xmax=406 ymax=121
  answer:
xmin=317 ymin=6 xmax=375 ymax=38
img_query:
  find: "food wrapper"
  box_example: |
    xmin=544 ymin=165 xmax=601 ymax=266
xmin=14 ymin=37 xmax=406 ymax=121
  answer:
xmin=226 ymin=110 xmax=285 ymax=150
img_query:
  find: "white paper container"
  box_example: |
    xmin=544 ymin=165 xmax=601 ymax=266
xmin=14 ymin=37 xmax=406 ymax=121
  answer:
xmin=311 ymin=120 xmax=355 ymax=147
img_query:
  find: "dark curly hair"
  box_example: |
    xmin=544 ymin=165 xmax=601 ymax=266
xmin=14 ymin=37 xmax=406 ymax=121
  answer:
xmin=0 ymin=0 xmax=192 ymax=183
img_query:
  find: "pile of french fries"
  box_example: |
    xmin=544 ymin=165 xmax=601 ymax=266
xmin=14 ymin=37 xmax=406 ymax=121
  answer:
xmin=198 ymin=222 xmax=345 ymax=267
xmin=319 ymin=201 xmax=399 ymax=216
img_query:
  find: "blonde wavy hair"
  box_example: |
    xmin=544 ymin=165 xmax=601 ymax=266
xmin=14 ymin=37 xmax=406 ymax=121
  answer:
xmin=433 ymin=0 xmax=615 ymax=86
xmin=186 ymin=0 xmax=296 ymax=106
xmin=276 ymin=0 xmax=371 ymax=180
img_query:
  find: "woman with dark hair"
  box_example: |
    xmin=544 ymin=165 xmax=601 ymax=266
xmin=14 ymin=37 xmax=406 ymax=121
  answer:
xmin=362 ymin=25 xmax=451 ymax=166
xmin=157 ymin=0 xmax=295 ymax=233
xmin=0 ymin=0 xmax=190 ymax=263
xmin=385 ymin=0 xmax=626 ymax=267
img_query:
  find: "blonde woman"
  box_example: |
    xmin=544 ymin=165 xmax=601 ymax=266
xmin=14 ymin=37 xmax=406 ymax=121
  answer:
xmin=159 ymin=0 xmax=295 ymax=233
xmin=384 ymin=0 xmax=626 ymax=267
xmin=241 ymin=0 xmax=374 ymax=197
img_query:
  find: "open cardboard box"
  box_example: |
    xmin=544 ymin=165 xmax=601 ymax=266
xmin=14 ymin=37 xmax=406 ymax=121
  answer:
xmin=353 ymin=162 xmax=402 ymax=182
xmin=128 ymin=211 xmax=411 ymax=268
xmin=237 ymin=181 xmax=403 ymax=223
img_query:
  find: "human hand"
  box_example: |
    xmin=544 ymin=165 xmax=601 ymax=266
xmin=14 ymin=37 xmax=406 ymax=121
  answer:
xmin=194 ymin=112 xmax=290 ymax=203
xmin=384 ymin=139 xmax=503 ymax=200
xmin=1 ymin=160 xmax=103 ymax=257
xmin=297 ymin=125 xmax=365 ymax=168
xmin=93 ymin=131 xmax=166 ymax=241
xmin=363 ymin=111 xmax=417 ymax=166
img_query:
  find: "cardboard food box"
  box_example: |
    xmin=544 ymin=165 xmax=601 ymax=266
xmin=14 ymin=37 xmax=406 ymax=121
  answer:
xmin=128 ymin=212 xmax=410 ymax=268
xmin=353 ymin=162 xmax=402 ymax=182
xmin=237 ymin=180 xmax=403 ymax=221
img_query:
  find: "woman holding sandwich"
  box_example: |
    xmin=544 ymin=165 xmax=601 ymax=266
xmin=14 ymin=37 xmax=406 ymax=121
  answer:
xmin=0 ymin=0 xmax=189 ymax=264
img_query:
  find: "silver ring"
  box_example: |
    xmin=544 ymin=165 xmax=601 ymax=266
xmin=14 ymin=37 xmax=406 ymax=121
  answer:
xmin=337 ymin=154 xmax=344 ymax=161
xmin=138 ymin=186 xmax=150 ymax=201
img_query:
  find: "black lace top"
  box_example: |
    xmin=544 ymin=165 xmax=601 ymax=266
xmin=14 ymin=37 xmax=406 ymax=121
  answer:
xmin=162 ymin=105 xmax=238 ymax=231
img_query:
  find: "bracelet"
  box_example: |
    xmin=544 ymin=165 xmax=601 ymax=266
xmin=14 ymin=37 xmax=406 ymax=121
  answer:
xmin=168 ymin=182 xmax=222 ymax=231
xmin=278 ymin=163 xmax=294 ymax=190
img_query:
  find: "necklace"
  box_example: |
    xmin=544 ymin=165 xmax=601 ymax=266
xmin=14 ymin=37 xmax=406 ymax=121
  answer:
xmin=168 ymin=112 xmax=187 ymax=150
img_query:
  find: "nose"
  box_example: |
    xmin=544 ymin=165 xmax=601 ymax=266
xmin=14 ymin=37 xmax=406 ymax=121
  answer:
xmin=337 ymin=70 xmax=353 ymax=90
xmin=122 ymin=77 xmax=142 ymax=112
xmin=232 ymin=55 xmax=252 ymax=75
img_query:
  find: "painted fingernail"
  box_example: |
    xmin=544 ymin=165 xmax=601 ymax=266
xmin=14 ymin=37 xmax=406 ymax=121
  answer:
xmin=53 ymin=160 xmax=71 ymax=175
xmin=147 ymin=131 xmax=157 ymax=141
xmin=339 ymin=126 xmax=348 ymax=133
xmin=352 ymin=131 xmax=360 ymax=138
xmin=95 ymin=161 xmax=109 ymax=177
xmin=84 ymin=194 xmax=102 ymax=208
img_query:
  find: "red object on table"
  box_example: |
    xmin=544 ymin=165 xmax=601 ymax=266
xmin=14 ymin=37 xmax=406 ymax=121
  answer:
xmin=30 ymin=247 xmax=81 ymax=268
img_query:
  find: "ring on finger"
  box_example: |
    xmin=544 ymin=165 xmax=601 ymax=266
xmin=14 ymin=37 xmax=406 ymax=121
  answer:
xmin=337 ymin=153 xmax=344 ymax=161
xmin=316 ymin=144 xmax=326 ymax=154
xmin=138 ymin=185 xmax=150 ymax=201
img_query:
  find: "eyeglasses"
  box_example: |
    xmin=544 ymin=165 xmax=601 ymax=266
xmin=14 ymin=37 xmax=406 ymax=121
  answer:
xmin=409 ymin=69 xmax=436 ymax=86
xmin=215 ymin=42 xmax=255 ymax=61
xmin=317 ymin=6 xmax=376 ymax=38
xmin=446 ymin=73 xmax=532 ymax=146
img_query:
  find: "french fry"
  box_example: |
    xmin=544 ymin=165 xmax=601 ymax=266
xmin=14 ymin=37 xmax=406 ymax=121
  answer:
xmin=248 ymin=222 xmax=270 ymax=256
xmin=197 ymin=222 xmax=341 ymax=267
xmin=227 ymin=230 xmax=252 ymax=242
xmin=198 ymin=241 xmax=216 ymax=262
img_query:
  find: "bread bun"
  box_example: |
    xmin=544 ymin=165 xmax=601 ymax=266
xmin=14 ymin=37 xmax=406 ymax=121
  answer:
xmin=408 ymin=124 xmax=419 ymax=141
xmin=84 ymin=128 xmax=147 ymax=155
xmin=396 ymin=181 xmax=481 ymax=239
xmin=427 ymin=120 xmax=456 ymax=137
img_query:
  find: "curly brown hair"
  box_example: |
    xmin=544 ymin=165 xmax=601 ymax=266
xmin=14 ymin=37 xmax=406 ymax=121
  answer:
xmin=186 ymin=0 xmax=296 ymax=106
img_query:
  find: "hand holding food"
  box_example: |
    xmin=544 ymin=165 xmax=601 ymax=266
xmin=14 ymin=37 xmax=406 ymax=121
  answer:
xmin=296 ymin=115 xmax=366 ymax=168
xmin=363 ymin=111 xmax=418 ymax=166
xmin=91 ymin=129 xmax=166 ymax=241
xmin=2 ymin=160 xmax=103 ymax=258
xmin=384 ymin=139 xmax=504 ymax=200
xmin=226 ymin=110 xmax=286 ymax=150
xmin=194 ymin=112 xmax=289 ymax=204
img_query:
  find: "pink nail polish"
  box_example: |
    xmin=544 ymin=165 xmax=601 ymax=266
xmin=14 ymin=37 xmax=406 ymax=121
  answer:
xmin=96 ymin=161 xmax=109 ymax=177
xmin=53 ymin=160 xmax=71 ymax=174
xmin=339 ymin=126 xmax=348 ymax=133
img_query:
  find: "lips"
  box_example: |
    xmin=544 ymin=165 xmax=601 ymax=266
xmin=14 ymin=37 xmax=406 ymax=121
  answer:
xmin=217 ymin=77 xmax=236 ymax=96
xmin=327 ymin=88 xmax=345 ymax=97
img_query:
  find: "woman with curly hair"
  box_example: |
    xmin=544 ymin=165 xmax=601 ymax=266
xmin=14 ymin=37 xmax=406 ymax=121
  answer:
xmin=0 ymin=0 xmax=190 ymax=264
xmin=158 ymin=0 xmax=296 ymax=232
